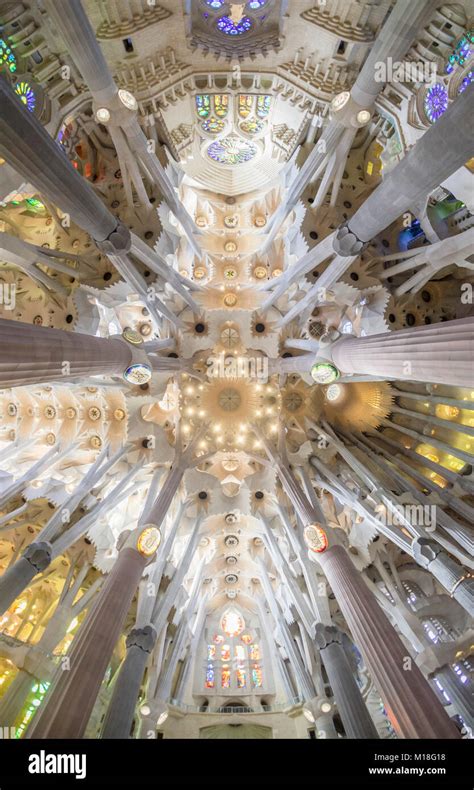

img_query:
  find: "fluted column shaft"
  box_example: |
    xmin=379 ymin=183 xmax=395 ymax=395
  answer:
xmin=412 ymin=538 xmax=474 ymax=617
xmin=0 ymin=77 xmax=118 ymax=243
xmin=331 ymin=317 xmax=474 ymax=388
xmin=315 ymin=625 xmax=378 ymax=739
xmin=0 ymin=541 xmax=52 ymax=616
xmin=434 ymin=665 xmax=474 ymax=728
xmin=101 ymin=625 xmax=157 ymax=739
xmin=317 ymin=545 xmax=460 ymax=738
xmin=351 ymin=0 xmax=437 ymax=106
xmin=26 ymin=548 xmax=146 ymax=739
xmin=342 ymin=85 xmax=474 ymax=248
xmin=0 ymin=319 xmax=132 ymax=388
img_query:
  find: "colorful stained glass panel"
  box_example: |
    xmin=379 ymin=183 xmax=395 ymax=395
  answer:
xmin=217 ymin=15 xmax=252 ymax=35
xmin=214 ymin=94 xmax=229 ymax=118
xmin=222 ymin=665 xmax=231 ymax=688
xmin=205 ymin=664 xmax=215 ymax=688
xmin=256 ymin=95 xmax=271 ymax=118
xmin=252 ymin=664 xmax=263 ymax=687
xmin=196 ymin=94 xmax=211 ymax=118
xmin=424 ymin=83 xmax=448 ymax=123
xmin=207 ymin=136 xmax=257 ymax=165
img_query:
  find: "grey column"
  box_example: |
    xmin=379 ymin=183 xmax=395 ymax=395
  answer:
xmin=43 ymin=0 xmax=199 ymax=253
xmin=433 ymin=664 xmax=474 ymax=729
xmin=334 ymin=85 xmax=474 ymax=253
xmin=0 ymin=670 xmax=37 ymax=728
xmin=317 ymin=544 xmax=460 ymax=739
xmin=315 ymin=624 xmax=378 ymax=739
xmin=330 ymin=317 xmax=474 ymax=388
xmin=0 ymin=77 xmax=117 ymax=244
xmin=0 ymin=542 xmax=52 ymax=616
xmin=412 ymin=538 xmax=474 ymax=617
xmin=101 ymin=625 xmax=157 ymax=739
xmin=26 ymin=548 xmax=146 ymax=739
xmin=265 ymin=0 xmax=436 ymax=244
xmin=0 ymin=319 xmax=132 ymax=388
xmin=350 ymin=0 xmax=437 ymax=107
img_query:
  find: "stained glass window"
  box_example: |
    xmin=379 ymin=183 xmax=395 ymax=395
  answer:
xmin=240 ymin=119 xmax=265 ymax=135
xmin=202 ymin=117 xmax=225 ymax=133
xmin=235 ymin=644 xmax=245 ymax=661
xmin=459 ymin=70 xmax=474 ymax=93
xmin=208 ymin=136 xmax=257 ymax=165
xmin=241 ymin=633 xmax=252 ymax=644
xmin=445 ymin=31 xmax=473 ymax=74
xmin=222 ymin=665 xmax=231 ymax=688
xmin=207 ymin=644 xmax=216 ymax=660
xmin=236 ymin=667 xmax=246 ymax=688
xmin=206 ymin=664 xmax=215 ymax=688
xmin=221 ymin=643 xmax=231 ymax=660
xmin=217 ymin=15 xmax=252 ymax=35
xmin=256 ymin=95 xmax=271 ymax=118
xmin=205 ymin=0 xmax=225 ymax=7
xmin=196 ymin=94 xmax=211 ymax=118
xmin=250 ymin=643 xmax=260 ymax=661
xmin=239 ymin=94 xmax=254 ymax=118
xmin=0 ymin=38 xmax=16 ymax=73
xmin=214 ymin=94 xmax=229 ymax=118
xmin=248 ymin=0 xmax=267 ymax=8
xmin=14 ymin=81 xmax=36 ymax=112
xmin=252 ymin=664 xmax=263 ymax=687
xmin=221 ymin=608 xmax=245 ymax=636
xmin=424 ymin=83 xmax=448 ymax=124
xmin=213 ymin=634 xmax=224 ymax=644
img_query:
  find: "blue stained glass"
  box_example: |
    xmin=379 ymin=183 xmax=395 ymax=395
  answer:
xmin=248 ymin=0 xmax=267 ymax=7
xmin=14 ymin=81 xmax=36 ymax=112
xmin=256 ymin=95 xmax=271 ymax=118
xmin=217 ymin=15 xmax=252 ymax=35
xmin=208 ymin=135 xmax=257 ymax=165
xmin=424 ymin=83 xmax=448 ymax=123
xmin=458 ymin=70 xmax=474 ymax=93
xmin=0 ymin=38 xmax=17 ymax=73
xmin=205 ymin=0 xmax=225 ymax=7
xmin=445 ymin=31 xmax=473 ymax=74
xmin=196 ymin=94 xmax=211 ymax=118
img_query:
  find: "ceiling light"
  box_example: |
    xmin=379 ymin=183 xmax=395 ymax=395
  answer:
xmin=303 ymin=709 xmax=315 ymax=723
xmin=320 ymin=701 xmax=332 ymax=714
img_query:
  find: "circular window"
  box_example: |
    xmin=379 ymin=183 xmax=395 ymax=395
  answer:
xmin=208 ymin=135 xmax=257 ymax=165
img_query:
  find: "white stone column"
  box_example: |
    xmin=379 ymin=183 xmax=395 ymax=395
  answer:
xmin=330 ymin=318 xmax=474 ymax=388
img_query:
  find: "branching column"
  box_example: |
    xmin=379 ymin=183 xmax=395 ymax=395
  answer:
xmin=316 ymin=545 xmax=460 ymax=738
xmin=315 ymin=624 xmax=378 ymax=739
xmin=26 ymin=464 xmax=187 ymax=738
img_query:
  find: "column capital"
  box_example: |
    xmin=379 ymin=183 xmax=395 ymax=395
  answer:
xmin=95 ymin=220 xmax=132 ymax=255
xmin=332 ymin=222 xmax=367 ymax=257
xmin=314 ymin=623 xmax=343 ymax=650
xmin=126 ymin=625 xmax=157 ymax=653
xmin=412 ymin=537 xmax=442 ymax=568
xmin=23 ymin=541 xmax=53 ymax=572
